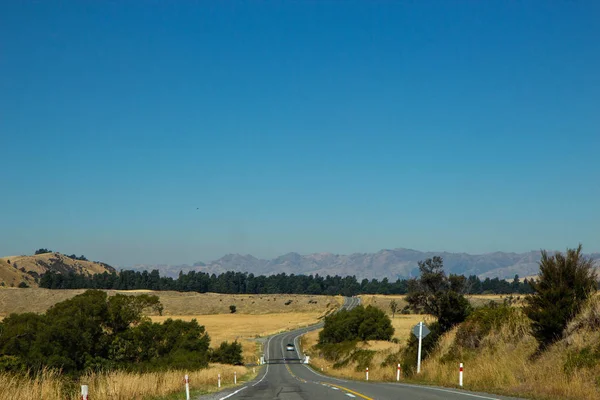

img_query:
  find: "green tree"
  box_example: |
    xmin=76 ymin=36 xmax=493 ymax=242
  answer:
xmin=525 ymin=245 xmax=598 ymax=349
xmin=34 ymin=248 xmax=52 ymax=255
xmin=211 ymin=341 xmax=243 ymax=365
xmin=229 ymin=305 xmax=237 ymax=314
xmin=406 ymin=256 xmax=471 ymax=331
xmin=106 ymin=293 xmax=162 ymax=334
xmin=389 ymin=299 xmax=398 ymax=319
xmin=319 ymin=305 xmax=394 ymax=344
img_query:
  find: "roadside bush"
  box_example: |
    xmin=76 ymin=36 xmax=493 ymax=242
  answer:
xmin=455 ymin=304 xmax=517 ymax=350
xmin=0 ymin=290 xmax=212 ymax=375
xmin=210 ymin=341 xmax=243 ymax=365
xmin=319 ymin=305 xmax=394 ymax=344
xmin=525 ymin=245 xmax=598 ymax=349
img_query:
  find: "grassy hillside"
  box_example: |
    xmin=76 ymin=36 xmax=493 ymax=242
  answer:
xmin=304 ymin=295 xmax=600 ymax=400
xmin=0 ymin=252 xmax=116 ymax=288
xmin=0 ymin=288 xmax=342 ymax=318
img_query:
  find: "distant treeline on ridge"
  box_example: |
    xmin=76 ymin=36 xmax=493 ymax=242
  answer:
xmin=39 ymin=269 xmax=535 ymax=295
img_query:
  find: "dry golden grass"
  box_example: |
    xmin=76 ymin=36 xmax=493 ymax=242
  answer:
xmin=0 ymin=253 xmax=113 ymax=288
xmin=304 ymin=296 xmax=600 ymax=399
xmin=0 ymin=289 xmax=342 ymax=318
xmin=359 ymin=294 xmax=513 ymax=314
xmin=151 ymin=312 xmax=327 ymax=363
xmin=415 ymin=300 xmax=600 ymax=400
xmin=0 ymin=364 xmax=253 ymax=400
xmin=390 ymin=314 xmax=436 ymax=342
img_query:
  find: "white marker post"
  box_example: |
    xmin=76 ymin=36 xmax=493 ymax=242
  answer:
xmin=366 ymin=367 xmax=369 ymax=381
xmin=81 ymin=385 xmax=89 ymax=400
xmin=218 ymin=373 xmax=221 ymax=388
xmin=184 ymin=375 xmax=190 ymax=400
xmin=459 ymin=363 xmax=464 ymax=387
xmin=417 ymin=322 xmax=423 ymax=373
xmin=234 ymin=371 xmax=237 ymax=384
xmin=396 ymin=364 xmax=401 ymax=381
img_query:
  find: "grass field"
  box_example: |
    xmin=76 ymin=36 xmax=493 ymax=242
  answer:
xmin=359 ymin=293 xmax=514 ymax=315
xmin=0 ymin=289 xmax=342 ymax=362
xmin=151 ymin=312 xmax=329 ymax=363
xmin=0 ymin=288 xmax=342 ymax=318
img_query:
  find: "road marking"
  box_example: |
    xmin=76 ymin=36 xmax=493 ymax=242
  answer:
xmin=331 ymin=387 xmax=339 ymax=390
xmin=346 ymin=394 xmax=356 ymax=398
xmin=217 ymin=386 xmax=247 ymax=400
xmin=321 ymin=383 xmax=373 ymax=400
xmin=386 ymin=383 xmax=503 ymax=400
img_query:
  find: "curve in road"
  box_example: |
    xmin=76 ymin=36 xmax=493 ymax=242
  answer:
xmin=201 ymin=297 xmax=523 ymax=400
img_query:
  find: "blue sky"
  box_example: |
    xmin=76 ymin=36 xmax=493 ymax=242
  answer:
xmin=1 ymin=1 xmax=599 ymax=267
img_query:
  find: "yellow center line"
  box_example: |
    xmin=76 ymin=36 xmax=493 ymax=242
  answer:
xmin=321 ymin=382 xmax=374 ymax=400
xmin=285 ymin=362 xmax=307 ymax=383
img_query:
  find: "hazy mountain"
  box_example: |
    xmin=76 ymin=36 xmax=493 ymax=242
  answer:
xmin=135 ymin=249 xmax=600 ymax=280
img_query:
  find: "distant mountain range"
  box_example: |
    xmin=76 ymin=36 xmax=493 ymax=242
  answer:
xmin=131 ymin=248 xmax=600 ymax=281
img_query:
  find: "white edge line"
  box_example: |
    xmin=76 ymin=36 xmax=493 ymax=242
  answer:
xmin=385 ymin=383 xmax=502 ymax=400
xmin=217 ymin=385 xmax=247 ymax=400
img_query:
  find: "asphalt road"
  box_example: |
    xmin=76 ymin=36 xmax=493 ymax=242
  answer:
xmin=200 ymin=297 xmax=523 ymax=400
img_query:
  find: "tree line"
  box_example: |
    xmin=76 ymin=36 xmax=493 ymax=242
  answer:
xmin=0 ymin=290 xmax=242 ymax=375
xmin=39 ymin=268 xmax=535 ymax=295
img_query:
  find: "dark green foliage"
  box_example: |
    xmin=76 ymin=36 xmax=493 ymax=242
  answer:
xmin=229 ymin=305 xmax=237 ymax=314
xmin=525 ymin=245 xmax=598 ymax=349
xmin=67 ymin=254 xmax=89 ymax=261
xmin=319 ymin=305 xmax=394 ymax=344
xmin=406 ymin=257 xmax=472 ymax=332
xmin=34 ymin=248 xmax=52 ymax=255
xmin=17 ymin=281 xmax=29 ymax=288
xmin=401 ymin=257 xmax=472 ymax=375
xmin=38 ymin=268 xmax=533 ymax=296
xmin=210 ymin=341 xmax=243 ymax=365
xmin=0 ymin=290 xmax=214 ymax=375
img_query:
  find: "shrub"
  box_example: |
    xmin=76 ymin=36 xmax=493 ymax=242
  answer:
xmin=229 ymin=305 xmax=237 ymax=314
xmin=319 ymin=305 xmax=394 ymax=344
xmin=210 ymin=341 xmax=243 ymax=365
xmin=525 ymin=245 xmax=598 ymax=349
xmin=454 ymin=304 xmax=517 ymax=350
xmin=17 ymin=282 xmax=29 ymax=288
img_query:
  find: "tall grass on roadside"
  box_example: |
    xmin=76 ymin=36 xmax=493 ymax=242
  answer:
xmin=417 ymin=299 xmax=600 ymax=400
xmin=0 ymin=364 xmax=253 ymax=400
xmin=304 ymin=298 xmax=600 ymax=400
xmin=0 ymin=369 xmax=65 ymax=400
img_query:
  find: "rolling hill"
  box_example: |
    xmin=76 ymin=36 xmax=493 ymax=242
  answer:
xmin=0 ymin=252 xmax=116 ymax=288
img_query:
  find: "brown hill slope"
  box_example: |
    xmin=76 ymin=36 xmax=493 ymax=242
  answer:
xmin=0 ymin=252 xmax=116 ymax=288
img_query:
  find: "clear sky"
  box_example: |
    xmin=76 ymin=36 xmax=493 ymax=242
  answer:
xmin=1 ymin=1 xmax=599 ymax=267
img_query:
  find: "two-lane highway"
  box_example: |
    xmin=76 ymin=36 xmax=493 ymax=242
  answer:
xmin=202 ymin=297 xmax=523 ymax=400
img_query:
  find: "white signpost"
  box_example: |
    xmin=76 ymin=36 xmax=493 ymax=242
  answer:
xmin=412 ymin=321 xmax=430 ymax=373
